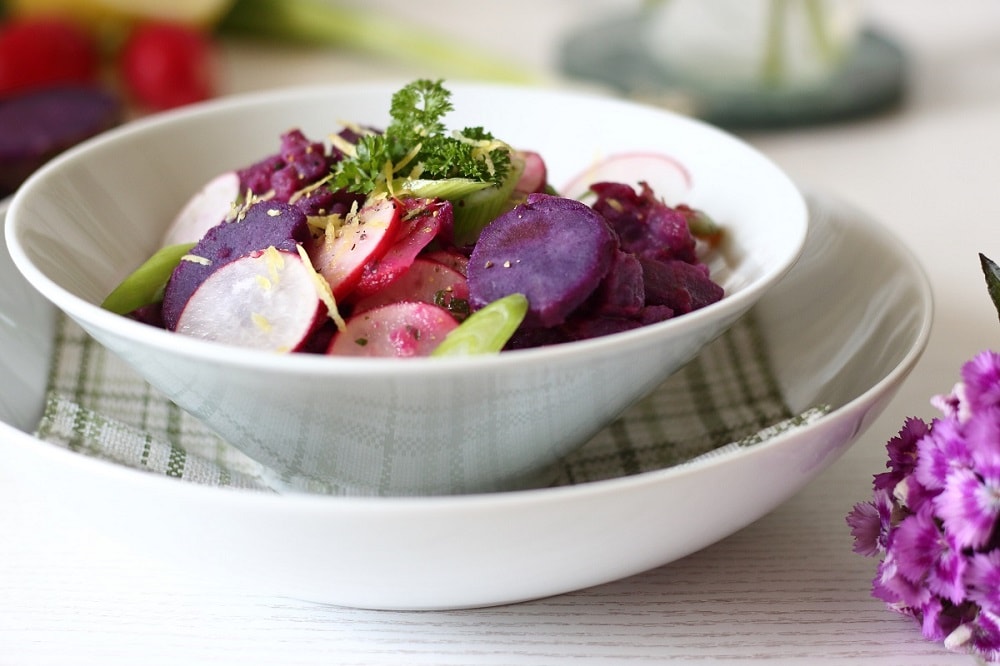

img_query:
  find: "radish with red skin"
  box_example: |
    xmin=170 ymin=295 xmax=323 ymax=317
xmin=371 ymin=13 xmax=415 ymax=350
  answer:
xmin=468 ymin=193 xmax=617 ymax=328
xmin=176 ymin=248 xmax=325 ymax=353
xmin=0 ymin=18 xmax=99 ymax=95
xmin=161 ymin=171 xmax=241 ymax=247
xmin=560 ymin=151 xmax=692 ymax=201
xmin=328 ymin=301 xmax=459 ymax=358
xmin=514 ymin=150 xmax=547 ymax=194
xmin=352 ymin=258 xmax=469 ymax=315
xmin=161 ymin=201 xmax=311 ymax=331
xmin=350 ymin=198 xmax=449 ymax=300
xmin=119 ymin=21 xmax=216 ymax=110
xmin=423 ymin=250 xmax=469 ymax=277
xmin=305 ymin=195 xmax=401 ymax=300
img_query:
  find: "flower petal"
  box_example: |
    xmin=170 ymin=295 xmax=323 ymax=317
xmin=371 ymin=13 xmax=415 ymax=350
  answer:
xmin=915 ymin=418 xmax=972 ymax=491
xmin=962 ymin=350 xmax=1000 ymax=414
xmin=847 ymin=501 xmax=882 ymax=556
xmin=936 ymin=467 xmax=1000 ymax=549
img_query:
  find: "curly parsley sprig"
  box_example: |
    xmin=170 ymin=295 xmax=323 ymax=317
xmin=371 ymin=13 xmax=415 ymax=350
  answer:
xmin=331 ymin=79 xmax=512 ymax=195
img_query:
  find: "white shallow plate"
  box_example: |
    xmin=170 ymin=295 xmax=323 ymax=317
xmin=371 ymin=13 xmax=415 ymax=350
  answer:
xmin=0 ymin=192 xmax=931 ymax=610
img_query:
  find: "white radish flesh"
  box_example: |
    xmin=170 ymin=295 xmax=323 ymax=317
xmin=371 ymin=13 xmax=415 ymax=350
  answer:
xmin=161 ymin=171 xmax=241 ymax=247
xmin=328 ymin=301 xmax=458 ymax=358
xmin=305 ymin=195 xmax=400 ymax=300
xmin=175 ymin=248 xmax=323 ymax=352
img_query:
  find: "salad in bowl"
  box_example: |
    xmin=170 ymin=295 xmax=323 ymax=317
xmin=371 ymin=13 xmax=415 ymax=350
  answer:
xmin=5 ymin=80 xmax=806 ymax=495
xmin=104 ymin=80 xmax=726 ymax=359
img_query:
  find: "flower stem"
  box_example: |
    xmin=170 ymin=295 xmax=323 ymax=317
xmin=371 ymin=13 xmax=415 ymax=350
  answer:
xmin=217 ymin=0 xmax=538 ymax=84
xmin=760 ymin=0 xmax=789 ymax=86
xmin=803 ymin=0 xmax=839 ymax=64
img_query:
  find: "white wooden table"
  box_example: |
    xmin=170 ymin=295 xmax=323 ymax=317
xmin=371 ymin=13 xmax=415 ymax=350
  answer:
xmin=3 ymin=1 xmax=998 ymax=663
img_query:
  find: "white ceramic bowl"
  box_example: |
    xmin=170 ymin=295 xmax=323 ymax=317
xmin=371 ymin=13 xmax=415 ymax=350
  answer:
xmin=0 ymin=192 xmax=931 ymax=610
xmin=5 ymin=82 xmax=807 ymax=495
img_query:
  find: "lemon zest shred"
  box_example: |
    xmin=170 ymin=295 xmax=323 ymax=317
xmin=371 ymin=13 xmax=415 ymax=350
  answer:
xmin=251 ymin=312 xmax=272 ymax=333
xmin=262 ymin=246 xmax=284 ymax=284
xmin=289 ymin=174 xmax=333 ymax=205
xmin=296 ymin=244 xmax=346 ymax=333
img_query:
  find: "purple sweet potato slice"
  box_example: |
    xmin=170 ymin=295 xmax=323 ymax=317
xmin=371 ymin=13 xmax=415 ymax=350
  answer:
xmin=590 ymin=181 xmax=697 ymax=264
xmin=161 ymin=201 xmax=310 ymax=330
xmin=587 ymin=249 xmax=644 ymax=318
xmin=468 ymin=193 xmax=617 ymax=328
xmin=291 ymin=186 xmax=364 ymax=217
xmin=560 ymin=315 xmax=643 ymax=342
xmin=237 ymin=153 xmax=284 ymax=195
xmin=235 ymin=128 xmax=343 ymax=200
xmin=639 ymin=257 xmax=724 ymax=315
xmin=0 ymin=85 xmax=121 ymax=195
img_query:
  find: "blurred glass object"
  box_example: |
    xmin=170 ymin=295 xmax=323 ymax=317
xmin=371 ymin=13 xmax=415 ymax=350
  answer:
xmin=642 ymin=0 xmax=866 ymax=92
xmin=559 ymin=0 xmax=905 ymax=129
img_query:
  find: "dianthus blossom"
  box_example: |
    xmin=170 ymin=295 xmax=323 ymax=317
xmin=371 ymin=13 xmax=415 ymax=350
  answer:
xmin=848 ymin=350 xmax=1000 ymax=661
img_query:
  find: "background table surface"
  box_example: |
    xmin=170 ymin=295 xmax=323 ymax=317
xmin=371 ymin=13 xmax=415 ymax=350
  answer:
xmin=3 ymin=1 xmax=1000 ymax=663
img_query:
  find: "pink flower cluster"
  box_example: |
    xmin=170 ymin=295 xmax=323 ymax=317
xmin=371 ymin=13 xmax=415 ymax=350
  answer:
xmin=848 ymin=350 xmax=1000 ymax=661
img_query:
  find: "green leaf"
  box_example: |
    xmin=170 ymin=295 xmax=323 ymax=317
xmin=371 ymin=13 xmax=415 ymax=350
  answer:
xmin=981 ymin=253 xmax=1000 ymax=324
xmin=101 ymin=243 xmax=196 ymax=315
xmin=330 ymin=80 xmax=514 ymax=198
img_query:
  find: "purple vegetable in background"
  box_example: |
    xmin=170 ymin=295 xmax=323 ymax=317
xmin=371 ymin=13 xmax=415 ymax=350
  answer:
xmin=0 ymin=86 xmax=121 ymax=196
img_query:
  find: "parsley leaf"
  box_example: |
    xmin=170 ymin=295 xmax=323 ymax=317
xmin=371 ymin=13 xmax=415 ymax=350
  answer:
xmin=331 ymin=79 xmax=512 ymax=194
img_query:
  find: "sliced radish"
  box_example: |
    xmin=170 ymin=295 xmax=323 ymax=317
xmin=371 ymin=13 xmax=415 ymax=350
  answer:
xmin=423 ymin=249 xmax=469 ymax=277
xmin=350 ymin=198 xmax=447 ymax=300
xmin=161 ymin=201 xmax=310 ymax=331
xmin=352 ymin=258 xmax=469 ymax=314
xmin=175 ymin=247 xmax=324 ymax=353
xmin=560 ymin=152 xmax=692 ymax=201
xmin=161 ymin=171 xmax=241 ymax=247
xmin=328 ymin=301 xmax=459 ymax=358
xmin=305 ymin=195 xmax=400 ymax=300
xmin=514 ymin=150 xmax=547 ymax=194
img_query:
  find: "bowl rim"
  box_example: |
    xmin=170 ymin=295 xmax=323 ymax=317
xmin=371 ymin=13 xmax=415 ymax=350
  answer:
xmin=5 ymin=81 xmax=809 ymax=376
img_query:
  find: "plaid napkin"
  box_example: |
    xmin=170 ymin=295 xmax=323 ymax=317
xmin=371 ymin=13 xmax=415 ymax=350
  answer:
xmin=36 ymin=312 xmax=828 ymax=494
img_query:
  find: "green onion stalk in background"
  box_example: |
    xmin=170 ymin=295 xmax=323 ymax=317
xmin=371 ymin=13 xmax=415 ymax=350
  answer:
xmin=760 ymin=0 xmax=844 ymax=86
xmin=216 ymin=0 xmax=538 ymax=84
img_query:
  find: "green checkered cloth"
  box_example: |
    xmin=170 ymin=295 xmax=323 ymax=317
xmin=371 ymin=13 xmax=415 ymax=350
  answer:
xmin=36 ymin=312 xmax=827 ymax=494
